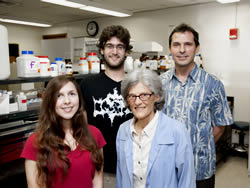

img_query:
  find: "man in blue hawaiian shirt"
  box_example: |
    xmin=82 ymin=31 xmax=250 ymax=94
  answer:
xmin=161 ymin=23 xmax=233 ymax=188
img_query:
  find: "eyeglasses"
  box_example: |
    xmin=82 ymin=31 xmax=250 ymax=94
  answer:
xmin=126 ymin=93 xmax=153 ymax=102
xmin=104 ymin=43 xmax=125 ymax=51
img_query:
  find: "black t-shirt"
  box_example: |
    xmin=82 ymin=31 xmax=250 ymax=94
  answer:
xmin=80 ymin=72 xmax=133 ymax=173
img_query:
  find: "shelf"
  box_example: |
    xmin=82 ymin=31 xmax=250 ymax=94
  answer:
xmin=0 ymin=74 xmax=90 ymax=85
xmin=0 ymin=109 xmax=39 ymax=124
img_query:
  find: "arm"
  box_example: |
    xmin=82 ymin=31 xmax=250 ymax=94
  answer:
xmin=210 ymin=81 xmax=233 ymax=142
xmin=213 ymin=125 xmax=225 ymax=143
xmin=25 ymin=159 xmax=41 ymax=188
xmin=92 ymin=149 xmax=104 ymax=188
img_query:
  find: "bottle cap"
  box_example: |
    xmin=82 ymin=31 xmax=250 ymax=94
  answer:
xmin=55 ymin=57 xmax=63 ymax=61
xmin=21 ymin=51 xmax=28 ymax=54
xmin=37 ymin=56 xmax=48 ymax=58
xmin=88 ymin=52 xmax=96 ymax=56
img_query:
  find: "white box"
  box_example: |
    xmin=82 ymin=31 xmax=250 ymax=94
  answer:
xmin=0 ymin=93 xmax=9 ymax=114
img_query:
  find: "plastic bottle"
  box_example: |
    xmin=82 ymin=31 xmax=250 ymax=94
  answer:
xmin=0 ymin=24 xmax=10 ymax=80
xmin=168 ymin=54 xmax=174 ymax=69
xmin=55 ymin=57 xmax=66 ymax=75
xmin=0 ymin=90 xmax=9 ymax=114
xmin=124 ymin=56 xmax=134 ymax=73
xmin=87 ymin=52 xmax=100 ymax=74
xmin=28 ymin=51 xmax=40 ymax=77
xmin=50 ymin=62 xmax=58 ymax=77
xmin=133 ymin=59 xmax=141 ymax=70
xmin=139 ymin=54 xmax=149 ymax=69
xmin=37 ymin=56 xmax=50 ymax=77
xmin=17 ymin=92 xmax=27 ymax=111
xmin=78 ymin=57 xmax=89 ymax=74
xmin=16 ymin=50 xmax=40 ymax=77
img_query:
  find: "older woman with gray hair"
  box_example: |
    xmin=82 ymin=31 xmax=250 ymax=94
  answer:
xmin=116 ymin=69 xmax=195 ymax=188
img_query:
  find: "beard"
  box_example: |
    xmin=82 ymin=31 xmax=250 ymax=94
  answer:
xmin=103 ymin=55 xmax=126 ymax=70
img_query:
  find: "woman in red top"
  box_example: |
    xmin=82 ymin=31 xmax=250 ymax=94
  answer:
xmin=21 ymin=76 xmax=106 ymax=188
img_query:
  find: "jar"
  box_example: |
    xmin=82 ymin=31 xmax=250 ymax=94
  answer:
xmin=55 ymin=57 xmax=66 ymax=75
xmin=37 ymin=56 xmax=50 ymax=77
xmin=159 ymin=55 xmax=167 ymax=70
xmin=16 ymin=50 xmax=40 ymax=77
xmin=87 ymin=52 xmax=100 ymax=74
xmin=78 ymin=57 xmax=89 ymax=74
xmin=152 ymin=56 xmax=158 ymax=71
xmin=50 ymin=62 xmax=58 ymax=77
xmin=65 ymin=59 xmax=73 ymax=75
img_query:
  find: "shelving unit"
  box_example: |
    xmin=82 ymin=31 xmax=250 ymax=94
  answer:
xmin=0 ymin=74 xmax=88 ymax=85
xmin=0 ymin=74 xmax=89 ymax=187
xmin=0 ymin=74 xmax=88 ymax=123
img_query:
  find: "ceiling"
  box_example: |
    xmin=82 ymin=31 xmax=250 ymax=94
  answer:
xmin=0 ymin=0 xmax=216 ymax=26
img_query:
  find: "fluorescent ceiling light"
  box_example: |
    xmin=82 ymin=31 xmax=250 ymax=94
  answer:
xmin=216 ymin=0 xmax=240 ymax=3
xmin=41 ymin=0 xmax=132 ymax=17
xmin=0 ymin=18 xmax=51 ymax=27
xmin=80 ymin=6 xmax=131 ymax=17
xmin=41 ymin=0 xmax=84 ymax=8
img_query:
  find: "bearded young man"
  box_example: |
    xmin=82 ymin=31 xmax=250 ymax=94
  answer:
xmin=80 ymin=25 xmax=133 ymax=177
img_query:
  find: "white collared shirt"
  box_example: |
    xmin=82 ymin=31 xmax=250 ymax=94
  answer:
xmin=130 ymin=111 xmax=159 ymax=188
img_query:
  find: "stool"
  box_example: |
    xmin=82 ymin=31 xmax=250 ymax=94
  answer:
xmin=231 ymin=121 xmax=249 ymax=154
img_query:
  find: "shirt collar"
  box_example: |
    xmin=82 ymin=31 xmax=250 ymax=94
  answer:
xmin=171 ymin=63 xmax=199 ymax=83
xmin=130 ymin=111 xmax=159 ymax=138
xmin=189 ymin=63 xmax=199 ymax=82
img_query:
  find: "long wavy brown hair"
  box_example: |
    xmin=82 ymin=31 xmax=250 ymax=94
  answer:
xmin=35 ymin=76 xmax=103 ymax=187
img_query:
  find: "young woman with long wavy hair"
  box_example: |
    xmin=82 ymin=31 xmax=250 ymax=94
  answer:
xmin=21 ymin=76 xmax=106 ymax=188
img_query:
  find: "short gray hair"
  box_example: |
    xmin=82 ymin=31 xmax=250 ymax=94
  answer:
xmin=121 ymin=69 xmax=165 ymax=110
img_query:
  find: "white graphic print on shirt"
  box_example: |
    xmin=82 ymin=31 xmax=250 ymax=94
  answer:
xmin=93 ymin=88 xmax=131 ymax=125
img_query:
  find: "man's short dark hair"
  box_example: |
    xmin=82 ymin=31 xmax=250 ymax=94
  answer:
xmin=169 ymin=23 xmax=200 ymax=47
xmin=97 ymin=25 xmax=133 ymax=53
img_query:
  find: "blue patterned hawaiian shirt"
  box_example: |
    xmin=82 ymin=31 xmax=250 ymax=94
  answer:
xmin=160 ymin=64 xmax=233 ymax=180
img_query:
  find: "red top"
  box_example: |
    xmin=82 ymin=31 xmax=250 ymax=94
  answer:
xmin=21 ymin=125 xmax=106 ymax=188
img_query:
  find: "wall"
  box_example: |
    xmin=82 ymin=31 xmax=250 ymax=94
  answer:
xmin=1 ymin=23 xmax=43 ymax=55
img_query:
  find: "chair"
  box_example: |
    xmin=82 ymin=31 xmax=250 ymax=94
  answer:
xmin=231 ymin=121 xmax=249 ymax=157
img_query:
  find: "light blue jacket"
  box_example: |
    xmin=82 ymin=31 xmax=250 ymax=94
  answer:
xmin=116 ymin=111 xmax=196 ymax=188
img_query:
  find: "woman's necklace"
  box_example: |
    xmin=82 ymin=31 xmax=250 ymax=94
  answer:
xmin=64 ymin=134 xmax=78 ymax=151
